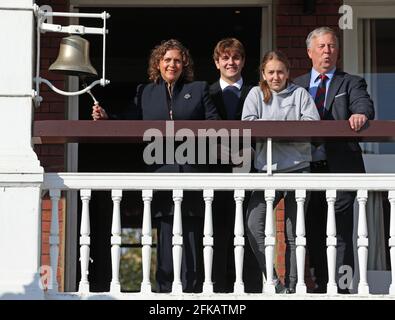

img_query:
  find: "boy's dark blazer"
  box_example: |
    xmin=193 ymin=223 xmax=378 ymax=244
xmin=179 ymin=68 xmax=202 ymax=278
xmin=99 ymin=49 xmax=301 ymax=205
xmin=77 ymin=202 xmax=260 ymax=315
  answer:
xmin=209 ymin=81 xmax=252 ymax=120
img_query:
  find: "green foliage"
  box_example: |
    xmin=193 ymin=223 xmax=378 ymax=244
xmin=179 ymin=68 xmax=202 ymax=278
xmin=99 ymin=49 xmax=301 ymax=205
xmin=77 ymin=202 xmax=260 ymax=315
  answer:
xmin=119 ymin=228 xmax=157 ymax=292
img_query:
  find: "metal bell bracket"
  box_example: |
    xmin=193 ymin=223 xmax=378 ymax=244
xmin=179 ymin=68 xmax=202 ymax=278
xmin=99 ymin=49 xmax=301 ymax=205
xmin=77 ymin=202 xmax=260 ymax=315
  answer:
xmin=33 ymin=5 xmax=110 ymax=107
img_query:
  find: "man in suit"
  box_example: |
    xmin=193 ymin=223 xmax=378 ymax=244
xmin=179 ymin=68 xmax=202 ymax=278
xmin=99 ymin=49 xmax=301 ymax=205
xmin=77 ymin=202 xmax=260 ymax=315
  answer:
xmin=293 ymin=27 xmax=375 ymax=293
xmin=209 ymin=38 xmax=262 ymax=293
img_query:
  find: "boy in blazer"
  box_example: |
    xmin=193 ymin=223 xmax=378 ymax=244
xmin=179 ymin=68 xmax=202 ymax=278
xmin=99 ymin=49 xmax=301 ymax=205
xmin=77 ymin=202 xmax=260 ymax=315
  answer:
xmin=209 ymin=38 xmax=262 ymax=293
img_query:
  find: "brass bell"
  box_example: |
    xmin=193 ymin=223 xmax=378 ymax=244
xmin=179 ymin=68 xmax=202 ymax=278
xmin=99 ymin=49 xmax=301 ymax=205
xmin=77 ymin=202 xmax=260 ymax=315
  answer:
xmin=49 ymin=35 xmax=98 ymax=77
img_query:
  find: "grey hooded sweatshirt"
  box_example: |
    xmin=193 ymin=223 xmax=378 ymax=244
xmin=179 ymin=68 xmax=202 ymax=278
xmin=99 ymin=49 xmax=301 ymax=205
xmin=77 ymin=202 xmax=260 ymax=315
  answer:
xmin=242 ymin=83 xmax=320 ymax=172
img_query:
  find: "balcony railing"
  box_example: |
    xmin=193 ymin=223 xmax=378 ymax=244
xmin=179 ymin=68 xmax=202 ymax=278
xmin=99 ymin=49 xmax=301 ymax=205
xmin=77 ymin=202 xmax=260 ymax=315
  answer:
xmin=34 ymin=120 xmax=395 ymax=299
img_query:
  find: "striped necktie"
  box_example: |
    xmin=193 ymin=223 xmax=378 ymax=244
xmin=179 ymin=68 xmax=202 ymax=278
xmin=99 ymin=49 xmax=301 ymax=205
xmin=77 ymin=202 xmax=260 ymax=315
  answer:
xmin=314 ymin=74 xmax=328 ymax=119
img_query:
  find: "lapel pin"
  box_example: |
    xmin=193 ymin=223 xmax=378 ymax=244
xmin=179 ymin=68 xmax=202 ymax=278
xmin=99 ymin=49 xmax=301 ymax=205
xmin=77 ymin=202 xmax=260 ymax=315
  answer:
xmin=184 ymin=93 xmax=191 ymax=99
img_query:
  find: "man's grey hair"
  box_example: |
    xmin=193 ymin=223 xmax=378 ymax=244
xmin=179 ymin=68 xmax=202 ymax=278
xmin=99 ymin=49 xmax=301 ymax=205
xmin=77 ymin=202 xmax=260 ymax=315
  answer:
xmin=306 ymin=27 xmax=339 ymax=48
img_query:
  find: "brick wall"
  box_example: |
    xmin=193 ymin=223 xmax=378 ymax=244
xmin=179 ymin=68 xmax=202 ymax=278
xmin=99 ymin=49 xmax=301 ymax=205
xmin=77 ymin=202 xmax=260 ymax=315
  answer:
xmin=276 ymin=0 xmax=343 ymax=78
xmin=35 ymin=0 xmax=69 ymax=291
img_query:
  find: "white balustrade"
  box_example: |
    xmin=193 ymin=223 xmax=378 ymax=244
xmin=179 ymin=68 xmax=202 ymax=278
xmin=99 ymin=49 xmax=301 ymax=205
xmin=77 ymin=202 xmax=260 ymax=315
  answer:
xmin=78 ymin=189 xmax=91 ymax=293
xmin=264 ymin=189 xmax=276 ymax=294
xmin=172 ymin=189 xmax=183 ymax=294
xmin=295 ymin=189 xmax=307 ymax=294
xmin=141 ymin=189 xmax=153 ymax=294
xmin=39 ymin=172 xmax=395 ymax=298
xmin=389 ymin=191 xmax=395 ymax=295
xmin=49 ymin=189 xmax=60 ymax=292
xmin=357 ymin=190 xmax=369 ymax=295
xmin=325 ymin=190 xmax=338 ymax=295
xmin=233 ymin=189 xmax=245 ymax=294
xmin=110 ymin=189 xmax=122 ymax=293
xmin=202 ymin=189 xmax=214 ymax=294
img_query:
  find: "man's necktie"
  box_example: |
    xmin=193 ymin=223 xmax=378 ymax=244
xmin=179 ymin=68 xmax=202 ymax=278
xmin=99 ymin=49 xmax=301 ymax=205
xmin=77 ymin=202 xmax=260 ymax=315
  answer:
xmin=222 ymin=85 xmax=241 ymax=120
xmin=314 ymin=74 xmax=328 ymax=119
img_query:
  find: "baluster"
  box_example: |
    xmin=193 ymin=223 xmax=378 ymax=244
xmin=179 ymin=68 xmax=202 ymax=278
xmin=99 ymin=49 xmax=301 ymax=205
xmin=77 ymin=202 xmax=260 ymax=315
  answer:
xmin=266 ymin=138 xmax=272 ymax=176
xmin=264 ymin=189 xmax=276 ymax=294
xmin=295 ymin=189 xmax=307 ymax=294
xmin=202 ymin=189 xmax=214 ymax=294
xmin=172 ymin=189 xmax=183 ymax=294
xmin=78 ymin=189 xmax=91 ymax=293
xmin=357 ymin=190 xmax=369 ymax=295
xmin=110 ymin=190 xmax=122 ymax=293
xmin=141 ymin=190 xmax=153 ymax=294
xmin=326 ymin=190 xmax=337 ymax=295
xmin=389 ymin=191 xmax=395 ymax=295
xmin=48 ymin=189 xmax=60 ymax=292
xmin=233 ymin=189 xmax=245 ymax=294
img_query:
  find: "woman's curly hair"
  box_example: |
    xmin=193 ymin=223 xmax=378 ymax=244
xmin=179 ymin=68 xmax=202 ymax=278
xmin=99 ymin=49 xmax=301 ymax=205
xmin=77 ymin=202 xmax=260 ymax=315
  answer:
xmin=147 ymin=39 xmax=194 ymax=83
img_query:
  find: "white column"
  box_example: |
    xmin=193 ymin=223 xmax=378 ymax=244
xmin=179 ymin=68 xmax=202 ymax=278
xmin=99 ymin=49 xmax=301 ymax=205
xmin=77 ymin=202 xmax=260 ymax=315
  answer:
xmin=233 ymin=189 xmax=245 ymax=294
xmin=0 ymin=1 xmax=41 ymax=173
xmin=49 ymin=189 xmax=61 ymax=292
xmin=110 ymin=190 xmax=122 ymax=293
xmin=326 ymin=190 xmax=338 ymax=295
xmin=202 ymin=189 xmax=214 ymax=294
xmin=266 ymin=138 xmax=272 ymax=176
xmin=357 ymin=190 xmax=369 ymax=295
xmin=171 ymin=189 xmax=183 ymax=294
xmin=140 ymin=189 xmax=153 ymax=294
xmin=388 ymin=191 xmax=395 ymax=295
xmin=0 ymin=1 xmax=44 ymax=298
xmin=264 ymin=189 xmax=276 ymax=294
xmin=78 ymin=189 xmax=91 ymax=293
xmin=295 ymin=190 xmax=307 ymax=294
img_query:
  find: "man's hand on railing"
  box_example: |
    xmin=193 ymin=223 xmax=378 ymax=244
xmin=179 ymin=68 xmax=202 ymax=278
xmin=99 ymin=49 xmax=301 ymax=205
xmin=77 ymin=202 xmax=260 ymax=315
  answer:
xmin=92 ymin=104 xmax=109 ymax=121
xmin=349 ymin=114 xmax=368 ymax=132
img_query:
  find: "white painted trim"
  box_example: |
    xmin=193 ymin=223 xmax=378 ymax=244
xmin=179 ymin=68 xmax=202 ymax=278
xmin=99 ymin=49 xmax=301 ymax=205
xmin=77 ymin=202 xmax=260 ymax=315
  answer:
xmin=343 ymin=2 xmax=395 ymax=166
xmin=71 ymin=0 xmax=272 ymax=7
xmin=43 ymin=172 xmax=395 ymax=191
xmin=61 ymin=6 xmax=80 ymax=293
xmin=261 ymin=4 xmax=273 ymax=58
xmin=345 ymin=0 xmax=395 ymax=5
xmin=343 ymin=3 xmax=395 ymax=75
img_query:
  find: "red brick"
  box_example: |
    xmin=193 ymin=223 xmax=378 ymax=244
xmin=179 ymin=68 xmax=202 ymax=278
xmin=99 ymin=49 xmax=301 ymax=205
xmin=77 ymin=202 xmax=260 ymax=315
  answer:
xmin=50 ymin=103 xmax=66 ymax=113
xmin=40 ymin=48 xmax=60 ymax=59
xmin=278 ymin=5 xmax=304 ymax=15
xmin=325 ymin=15 xmax=341 ymax=26
xmin=47 ymin=145 xmax=64 ymax=156
xmin=35 ymin=113 xmax=65 ymax=120
xmin=37 ymin=103 xmax=50 ymax=113
xmin=277 ymin=255 xmax=285 ymax=265
xmin=42 ymin=210 xmax=52 ymax=222
xmin=42 ymin=221 xmax=51 ymax=232
xmin=301 ymin=15 xmax=317 ymax=26
xmin=41 ymin=255 xmax=50 ymax=266
xmin=41 ymin=199 xmax=52 ymax=210
xmin=276 ymin=37 xmax=291 ymax=48
xmin=291 ymin=16 xmax=301 ymax=25
xmin=299 ymin=59 xmax=312 ymax=69
xmin=277 ymin=242 xmax=286 ymax=253
xmin=277 ymin=15 xmax=292 ymax=25
xmin=277 ymin=26 xmax=309 ymax=37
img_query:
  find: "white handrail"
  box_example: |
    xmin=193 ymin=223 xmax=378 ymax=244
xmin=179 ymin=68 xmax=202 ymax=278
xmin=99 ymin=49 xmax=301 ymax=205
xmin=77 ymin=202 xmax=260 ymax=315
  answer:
xmin=42 ymin=172 xmax=395 ymax=191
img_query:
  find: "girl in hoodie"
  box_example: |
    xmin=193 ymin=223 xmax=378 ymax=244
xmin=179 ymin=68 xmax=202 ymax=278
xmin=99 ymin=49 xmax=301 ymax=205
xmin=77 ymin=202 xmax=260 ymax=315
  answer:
xmin=242 ymin=50 xmax=320 ymax=293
